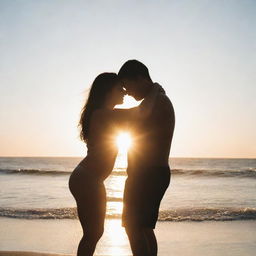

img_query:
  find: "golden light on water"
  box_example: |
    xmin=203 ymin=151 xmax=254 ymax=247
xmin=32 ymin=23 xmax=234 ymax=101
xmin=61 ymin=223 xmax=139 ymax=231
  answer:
xmin=102 ymin=128 xmax=134 ymax=255
xmin=116 ymin=132 xmax=132 ymax=154
xmin=100 ymin=133 xmax=132 ymax=255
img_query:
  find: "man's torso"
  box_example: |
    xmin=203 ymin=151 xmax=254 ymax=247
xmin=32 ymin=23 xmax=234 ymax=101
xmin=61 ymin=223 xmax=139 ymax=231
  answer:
xmin=127 ymin=93 xmax=175 ymax=175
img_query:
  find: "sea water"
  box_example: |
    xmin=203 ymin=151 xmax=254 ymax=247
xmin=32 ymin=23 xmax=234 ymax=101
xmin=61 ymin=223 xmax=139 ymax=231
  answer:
xmin=0 ymin=156 xmax=255 ymax=221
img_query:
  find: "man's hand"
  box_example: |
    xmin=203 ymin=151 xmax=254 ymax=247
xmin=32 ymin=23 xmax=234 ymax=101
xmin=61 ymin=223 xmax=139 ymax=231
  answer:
xmin=154 ymin=82 xmax=166 ymax=94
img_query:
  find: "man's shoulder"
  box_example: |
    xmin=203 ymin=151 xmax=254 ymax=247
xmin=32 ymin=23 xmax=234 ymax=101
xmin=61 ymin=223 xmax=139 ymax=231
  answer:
xmin=156 ymin=93 xmax=173 ymax=110
xmin=153 ymin=93 xmax=174 ymax=125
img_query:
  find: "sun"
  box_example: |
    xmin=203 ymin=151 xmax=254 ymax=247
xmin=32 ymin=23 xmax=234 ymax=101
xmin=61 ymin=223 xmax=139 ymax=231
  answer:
xmin=116 ymin=132 xmax=132 ymax=153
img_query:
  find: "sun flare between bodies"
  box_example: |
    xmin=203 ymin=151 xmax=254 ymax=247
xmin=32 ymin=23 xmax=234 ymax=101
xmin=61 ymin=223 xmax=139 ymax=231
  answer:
xmin=116 ymin=132 xmax=132 ymax=153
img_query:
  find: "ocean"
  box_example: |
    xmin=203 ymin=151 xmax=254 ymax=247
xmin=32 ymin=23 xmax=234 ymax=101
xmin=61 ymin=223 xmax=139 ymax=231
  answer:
xmin=1 ymin=156 xmax=255 ymax=222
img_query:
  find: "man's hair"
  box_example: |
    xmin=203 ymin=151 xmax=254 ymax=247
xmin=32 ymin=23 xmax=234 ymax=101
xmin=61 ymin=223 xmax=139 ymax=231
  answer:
xmin=118 ymin=59 xmax=151 ymax=81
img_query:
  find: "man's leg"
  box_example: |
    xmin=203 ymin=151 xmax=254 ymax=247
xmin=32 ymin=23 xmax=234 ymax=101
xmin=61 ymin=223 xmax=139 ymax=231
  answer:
xmin=144 ymin=228 xmax=157 ymax=256
xmin=125 ymin=225 xmax=150 ymax=256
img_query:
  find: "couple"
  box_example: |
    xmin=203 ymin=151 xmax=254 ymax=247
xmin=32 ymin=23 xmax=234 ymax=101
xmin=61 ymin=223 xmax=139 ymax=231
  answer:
xmin=69 ymin=60 xmax=175 ymax=256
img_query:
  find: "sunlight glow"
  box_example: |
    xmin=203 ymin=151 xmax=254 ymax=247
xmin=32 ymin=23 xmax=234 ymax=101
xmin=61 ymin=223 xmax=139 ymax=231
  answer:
xmin=116 ymin=132 xmax=132 ymax=154
xmin=115 ymin=95 xmax=141 ymax=109
xmin=101 ymin=219 xmax=131 ymax=256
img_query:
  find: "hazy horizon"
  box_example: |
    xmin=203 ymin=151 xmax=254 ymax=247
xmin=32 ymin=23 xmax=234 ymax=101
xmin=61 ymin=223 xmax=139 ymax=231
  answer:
xmin=0 ymin=156 xmax=255 ymax=160
xmin=1 ymin=0 xmax=255 ymax=158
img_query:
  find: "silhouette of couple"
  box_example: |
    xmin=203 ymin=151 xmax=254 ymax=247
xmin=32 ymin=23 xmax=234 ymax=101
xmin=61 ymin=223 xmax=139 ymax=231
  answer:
xmin=69 ymin=60 xmax=175 ymax=256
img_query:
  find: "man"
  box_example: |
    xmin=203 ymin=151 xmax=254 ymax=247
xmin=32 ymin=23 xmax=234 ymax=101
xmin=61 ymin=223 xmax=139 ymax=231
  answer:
xmin=118 ymin=60 xmax=175 ymax=256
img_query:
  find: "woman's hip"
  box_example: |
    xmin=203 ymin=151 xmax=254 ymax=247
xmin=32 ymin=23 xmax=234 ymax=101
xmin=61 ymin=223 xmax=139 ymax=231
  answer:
xmin=69 ymin=164 xmax=105 ymax=199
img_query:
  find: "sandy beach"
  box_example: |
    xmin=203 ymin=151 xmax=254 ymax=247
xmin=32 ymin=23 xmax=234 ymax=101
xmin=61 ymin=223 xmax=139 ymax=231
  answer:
xmin=1 ymin=218 xmax=256 ymax=256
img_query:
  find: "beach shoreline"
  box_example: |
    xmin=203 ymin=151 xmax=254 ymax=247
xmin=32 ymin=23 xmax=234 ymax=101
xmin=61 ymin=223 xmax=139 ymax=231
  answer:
xmin=1 ymin=218 xmax=256 ymax=256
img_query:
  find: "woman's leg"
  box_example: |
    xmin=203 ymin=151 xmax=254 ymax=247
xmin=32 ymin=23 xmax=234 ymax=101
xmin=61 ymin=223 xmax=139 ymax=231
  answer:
xmin=75 ymin=183 xmax=106 ymax=256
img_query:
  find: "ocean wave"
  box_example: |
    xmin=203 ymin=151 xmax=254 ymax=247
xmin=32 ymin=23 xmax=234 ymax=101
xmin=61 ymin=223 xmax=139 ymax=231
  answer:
xmin=1 ymin=207 xmax=256 ymax=221
xmin=0 ymin=168 xmax=69 ymax=175
xmin=158 ymin=207 xmax=256 ymax=221
xmin=107 ymin=196 xmax=123 ymax=202
xmin=172 ymin=168 xmax=256 ymax=178
xmin=0 ymin=168 xmax=127 ymax=176
xmin=1 ymin=167 xmax=256 ymax=178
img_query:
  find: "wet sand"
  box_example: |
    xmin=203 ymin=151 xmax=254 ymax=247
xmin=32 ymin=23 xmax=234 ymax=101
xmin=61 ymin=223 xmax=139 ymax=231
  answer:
xmin=1 ymin=218 xmax=256 ymax=256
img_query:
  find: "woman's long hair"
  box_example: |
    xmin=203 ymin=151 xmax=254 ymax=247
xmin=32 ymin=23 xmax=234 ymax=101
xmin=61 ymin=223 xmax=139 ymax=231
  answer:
xmin=79 ymin=72 xmax=119 ymax=143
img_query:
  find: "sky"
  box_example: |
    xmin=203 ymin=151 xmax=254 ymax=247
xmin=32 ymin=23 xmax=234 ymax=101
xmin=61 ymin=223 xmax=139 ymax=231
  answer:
xmin=0 ymin=0 xmax=255 ymax=158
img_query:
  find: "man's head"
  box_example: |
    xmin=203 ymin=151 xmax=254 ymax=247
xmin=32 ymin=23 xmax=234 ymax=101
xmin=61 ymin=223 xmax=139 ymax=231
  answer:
xmin=118 ymin=60 xmax=152 ymax=100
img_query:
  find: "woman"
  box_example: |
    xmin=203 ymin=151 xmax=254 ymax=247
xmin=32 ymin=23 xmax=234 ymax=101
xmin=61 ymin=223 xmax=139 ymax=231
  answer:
xmin=69 ymin=73 xmax=160 ymax=256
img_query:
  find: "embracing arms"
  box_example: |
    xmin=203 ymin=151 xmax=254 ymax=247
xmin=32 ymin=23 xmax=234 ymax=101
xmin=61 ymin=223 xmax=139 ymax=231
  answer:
xmin=91 ymin=83 xmax=165 ymax=128
xmin=110 ymin=83 xmax=164 ymax=124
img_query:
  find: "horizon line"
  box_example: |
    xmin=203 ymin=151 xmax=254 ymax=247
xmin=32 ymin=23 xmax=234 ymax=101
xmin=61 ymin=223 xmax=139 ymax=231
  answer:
xmin=0 ymin=155 xmax=255 ymax=159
